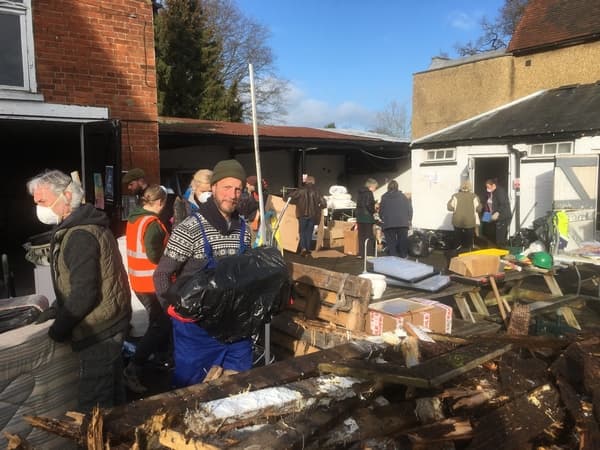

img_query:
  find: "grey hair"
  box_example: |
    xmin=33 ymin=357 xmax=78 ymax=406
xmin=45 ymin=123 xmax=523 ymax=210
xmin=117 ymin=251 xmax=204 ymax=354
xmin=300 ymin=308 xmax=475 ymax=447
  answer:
xmin=27 ymin=169 xmax=85 ymax=209
xmin=365 ymin=178 xmax=378 ymax=189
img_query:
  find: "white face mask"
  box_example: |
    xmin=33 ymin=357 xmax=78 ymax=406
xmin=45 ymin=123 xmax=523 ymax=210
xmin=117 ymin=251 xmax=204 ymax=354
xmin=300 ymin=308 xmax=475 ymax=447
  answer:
xmin=36 ymin=194 xmax=64 ymax=225
xmin=198 ymin=191 xmax=212 ymax=203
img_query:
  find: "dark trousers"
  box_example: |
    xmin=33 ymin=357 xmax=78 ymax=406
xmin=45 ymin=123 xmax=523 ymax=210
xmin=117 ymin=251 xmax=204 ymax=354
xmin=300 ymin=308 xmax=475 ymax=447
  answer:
xmin=358 ymin=222 xmax=375 ymax=257
xmin=454 ymin=227 xmax=475 ymax=252
xmin=384 ymin=227 xmax=409 ymax=258
xmin=298 ymin=216 xmax=315 ymax=252
xmin=482 ymin=221 xmax=508 ymax=248
xmin=133 ymin=292 xmax=172 ymax=365
xmin=495 ymin=220 xmax=509 ymax=248
xmin=78 ymin=331 xmax=126 ymax=413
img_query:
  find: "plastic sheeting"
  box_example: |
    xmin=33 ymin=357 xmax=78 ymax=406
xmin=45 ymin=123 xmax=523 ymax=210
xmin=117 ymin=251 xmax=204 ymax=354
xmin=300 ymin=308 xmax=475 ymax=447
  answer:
xmin=167 ymin=246 xmax=290 ymax=343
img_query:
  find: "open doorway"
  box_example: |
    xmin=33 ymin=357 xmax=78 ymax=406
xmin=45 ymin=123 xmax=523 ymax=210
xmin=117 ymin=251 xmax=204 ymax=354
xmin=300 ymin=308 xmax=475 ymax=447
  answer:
xmin=472 ymin=156 xmax=510 ymax=202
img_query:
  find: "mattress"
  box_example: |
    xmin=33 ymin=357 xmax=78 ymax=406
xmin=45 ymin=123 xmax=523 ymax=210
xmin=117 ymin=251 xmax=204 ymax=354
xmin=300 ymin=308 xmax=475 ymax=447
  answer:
xmin=371 ymin=256 xmax=437 ymax=283
xmin=384 ymin=273 xmax=451 ymax=292
xmin=0 ymin=299 xmax=79 ymax=449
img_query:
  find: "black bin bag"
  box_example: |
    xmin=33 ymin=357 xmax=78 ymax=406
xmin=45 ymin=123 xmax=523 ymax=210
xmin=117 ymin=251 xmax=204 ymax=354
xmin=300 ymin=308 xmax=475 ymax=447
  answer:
xmin=166 ymin=246 xmax=290 ymax=343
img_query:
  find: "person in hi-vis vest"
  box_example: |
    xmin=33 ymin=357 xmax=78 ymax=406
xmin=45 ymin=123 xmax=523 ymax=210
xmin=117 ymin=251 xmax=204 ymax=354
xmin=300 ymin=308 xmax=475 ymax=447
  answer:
xmin=125 ymin=184 xmax=170 ymax=393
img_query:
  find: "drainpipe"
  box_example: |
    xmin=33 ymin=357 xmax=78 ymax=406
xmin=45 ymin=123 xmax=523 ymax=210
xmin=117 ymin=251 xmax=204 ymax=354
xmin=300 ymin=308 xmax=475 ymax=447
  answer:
xmin=509 ymin=146 xmax=522 ymax=232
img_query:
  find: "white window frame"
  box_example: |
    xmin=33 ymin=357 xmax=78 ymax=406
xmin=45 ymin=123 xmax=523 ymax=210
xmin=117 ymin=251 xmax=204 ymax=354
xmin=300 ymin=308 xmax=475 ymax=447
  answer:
xmin=0 ymin=0 xmax=37 ymax=94
xmin=425 ymin=148 xmax=456 ymax=162
xmin=529 ymin=141 xmax=573 ymax=156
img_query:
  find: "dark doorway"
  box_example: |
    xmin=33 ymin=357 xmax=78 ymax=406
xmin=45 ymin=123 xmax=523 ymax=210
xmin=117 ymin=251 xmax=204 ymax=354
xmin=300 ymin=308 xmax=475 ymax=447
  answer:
xmin=473 ymin=156 xmax=510 ymax=204
xmin=0 ymin=119 xmax=121 ymax=296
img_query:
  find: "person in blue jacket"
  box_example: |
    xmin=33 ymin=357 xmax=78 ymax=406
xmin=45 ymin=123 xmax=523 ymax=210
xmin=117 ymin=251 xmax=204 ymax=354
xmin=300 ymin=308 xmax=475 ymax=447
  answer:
xmin=379 ymin=180 xmax=413 ymax=258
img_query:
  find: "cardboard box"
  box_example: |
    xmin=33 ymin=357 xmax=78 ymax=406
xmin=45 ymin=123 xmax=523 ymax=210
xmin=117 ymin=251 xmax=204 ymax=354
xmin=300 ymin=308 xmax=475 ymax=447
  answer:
xmin=344 ymin=229 xmax=359 ymax=255
xmin=411 ymin=298 xmax=453 ymax=334
xmin=323 ymin=237 xmax=344 ymax=249
xmin=368 ymin=297 xmax=452 ymax=335
xmin=326 ymin=220 xmax=354 ymax=240
xmin=448 ymin=254 xmax=500 ymax=277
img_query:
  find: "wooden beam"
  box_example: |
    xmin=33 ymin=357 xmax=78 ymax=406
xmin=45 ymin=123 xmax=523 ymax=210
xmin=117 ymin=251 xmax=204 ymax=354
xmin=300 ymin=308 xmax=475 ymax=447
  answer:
xmin=287 ymin=261 xmax=371 ymax=300
xmin=319 ymin=341 xmax=513 ymax=389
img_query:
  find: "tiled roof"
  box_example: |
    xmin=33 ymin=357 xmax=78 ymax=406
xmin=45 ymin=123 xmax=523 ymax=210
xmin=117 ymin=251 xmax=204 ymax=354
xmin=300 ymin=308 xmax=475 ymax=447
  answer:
xmin=158 ymin=117 xmax=404 ymax=142
xmin=158 ymin=117 xmax=410 ymax=154
xmin=412 ymin=82 xmax=600 ymax=147
xmin=508 ymin=0 xmax=600 ymax=53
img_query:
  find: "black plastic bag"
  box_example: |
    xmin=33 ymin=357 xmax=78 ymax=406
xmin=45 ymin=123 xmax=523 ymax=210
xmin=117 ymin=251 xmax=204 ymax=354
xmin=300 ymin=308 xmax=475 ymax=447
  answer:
xmin=166 ymin=246 xmax=290 ymax=343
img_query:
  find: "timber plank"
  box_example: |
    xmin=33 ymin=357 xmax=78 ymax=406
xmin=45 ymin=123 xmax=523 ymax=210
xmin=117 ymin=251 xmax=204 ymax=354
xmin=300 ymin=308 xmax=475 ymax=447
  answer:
xmin=287 ymin=261 xmax=371 ymax=300
xmin=270 ymin=312 xmax=369 ymax=349
xmin=100 ymin=341 xmax=380 ymax=445
xmin=319 ymin=341 xmax=513 ymax=389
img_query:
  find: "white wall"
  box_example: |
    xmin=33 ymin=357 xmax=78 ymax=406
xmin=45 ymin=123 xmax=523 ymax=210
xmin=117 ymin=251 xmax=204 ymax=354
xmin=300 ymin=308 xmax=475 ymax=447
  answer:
xmin=411 ymin=137 xmax=600 ymax=241
xmin=411 ymin=144 xmax=519 ymax=232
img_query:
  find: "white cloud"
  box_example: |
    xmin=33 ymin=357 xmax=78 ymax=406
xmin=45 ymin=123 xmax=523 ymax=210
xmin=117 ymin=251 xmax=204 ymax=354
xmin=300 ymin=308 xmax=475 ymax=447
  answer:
xmin=448 ymin=11 xmax=479 ymax=31
xmin=282 ymin=82 xmax=376 ymax=130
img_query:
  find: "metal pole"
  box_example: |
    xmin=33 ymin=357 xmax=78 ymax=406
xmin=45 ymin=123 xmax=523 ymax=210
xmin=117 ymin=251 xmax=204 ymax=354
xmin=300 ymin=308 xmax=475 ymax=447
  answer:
xmin=249 ymin=63 xmax=271 ymax=365
xmin=248 ymin=64 xmax=266 ymax=246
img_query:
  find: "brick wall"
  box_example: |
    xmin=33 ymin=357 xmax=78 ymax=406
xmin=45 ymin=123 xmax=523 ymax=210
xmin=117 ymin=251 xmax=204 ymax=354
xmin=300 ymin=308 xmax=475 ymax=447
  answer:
xmin=33 ymin=0 xmax=160 ymax=183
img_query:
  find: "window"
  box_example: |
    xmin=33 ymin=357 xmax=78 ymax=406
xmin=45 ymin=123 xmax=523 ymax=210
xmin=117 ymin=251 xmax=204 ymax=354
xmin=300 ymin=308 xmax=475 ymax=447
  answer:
xmin=530 ymin=142 xmax=573 ymax=156
xmin=0 ymin=0 xmax=36 ymax=92
xmin=425 ymin=148 xmax=455 ymax=162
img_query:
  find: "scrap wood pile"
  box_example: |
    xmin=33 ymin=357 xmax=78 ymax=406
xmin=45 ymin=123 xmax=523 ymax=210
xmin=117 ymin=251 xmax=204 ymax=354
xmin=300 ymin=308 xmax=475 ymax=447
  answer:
xmin=267 ymin=261 xmax=373 ymax=358
xmin=16 ymin=331 xmax=600 ymax=450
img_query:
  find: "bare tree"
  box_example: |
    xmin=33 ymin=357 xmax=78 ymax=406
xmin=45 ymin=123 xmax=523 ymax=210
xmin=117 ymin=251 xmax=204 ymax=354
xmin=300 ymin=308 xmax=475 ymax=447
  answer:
xmin=455 ymin=0 xmax=529 ymax=56
xmin=372 ymin=100 xmax=411 ymax=139
xmin=201 ymin=0 xmax=289 ymax=123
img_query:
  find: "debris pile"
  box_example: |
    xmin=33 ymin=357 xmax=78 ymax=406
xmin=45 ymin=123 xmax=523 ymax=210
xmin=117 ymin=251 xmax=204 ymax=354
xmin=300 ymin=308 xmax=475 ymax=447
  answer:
xmin=17 ymin=331 xmax=600 ymax=449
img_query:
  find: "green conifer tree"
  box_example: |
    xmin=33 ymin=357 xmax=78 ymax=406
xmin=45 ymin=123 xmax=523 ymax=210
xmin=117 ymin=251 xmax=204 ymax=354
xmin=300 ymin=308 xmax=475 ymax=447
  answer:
xmin=155 ymin=0 xmax=242 ymax=120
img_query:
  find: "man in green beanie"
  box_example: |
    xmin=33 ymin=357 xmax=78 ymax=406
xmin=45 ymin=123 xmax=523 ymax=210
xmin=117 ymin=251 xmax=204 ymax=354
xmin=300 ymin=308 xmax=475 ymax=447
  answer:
xmin=153 ymin=159 xmax=253 ymax=387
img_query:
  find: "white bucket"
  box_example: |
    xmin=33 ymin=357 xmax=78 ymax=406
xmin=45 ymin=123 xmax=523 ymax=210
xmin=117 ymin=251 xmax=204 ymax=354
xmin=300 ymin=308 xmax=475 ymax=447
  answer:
xmin=359 ymin=273 xmax=387 ymax=300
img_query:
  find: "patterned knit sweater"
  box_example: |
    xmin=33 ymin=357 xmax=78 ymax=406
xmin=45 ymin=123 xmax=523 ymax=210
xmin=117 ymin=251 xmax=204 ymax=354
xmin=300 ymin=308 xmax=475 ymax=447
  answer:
xmin=153 ymin=198 xmax=251 ymax=308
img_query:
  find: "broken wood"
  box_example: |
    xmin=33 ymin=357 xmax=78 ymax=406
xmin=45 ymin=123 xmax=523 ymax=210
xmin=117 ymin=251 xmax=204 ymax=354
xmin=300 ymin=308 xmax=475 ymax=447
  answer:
xmin=466 ymin=384 xmax=564 ymax=450
xmin=319 ymin=341 xmax=512 ymax=389
xmin=287 ymin=262 xmax=371 ymax=300
xmin=23 ymin=414 xmax=85 ymax=447
xmin=403 ymin=417 xmax=473 ymax=444
xmin=3 ymin=433 xmax=33 ymax=450
xmin=557 ymin=306 xmax=582 ymax=330
xmin=489 ymin=275 xmax=510 ymax=323
xmin=183 ymin=375 xmax=365 ymax=437
xmin=56 ymin=341 xmax=378 ymax=447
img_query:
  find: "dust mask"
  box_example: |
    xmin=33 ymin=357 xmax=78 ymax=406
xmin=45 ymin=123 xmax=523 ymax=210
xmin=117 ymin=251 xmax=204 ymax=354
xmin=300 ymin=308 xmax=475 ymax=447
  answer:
xmin=36 ymin=194 xmax=64 ymax=225
xmin=198 ymin=191 xmax=212 ymax=203
xmin=486 ymin=188 xmax=492 ymax=193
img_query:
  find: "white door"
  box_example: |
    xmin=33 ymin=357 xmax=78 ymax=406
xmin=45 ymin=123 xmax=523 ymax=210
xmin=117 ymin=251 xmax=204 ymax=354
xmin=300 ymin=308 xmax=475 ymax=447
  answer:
xmin=554 ymin=155 xmax=598 ymax=249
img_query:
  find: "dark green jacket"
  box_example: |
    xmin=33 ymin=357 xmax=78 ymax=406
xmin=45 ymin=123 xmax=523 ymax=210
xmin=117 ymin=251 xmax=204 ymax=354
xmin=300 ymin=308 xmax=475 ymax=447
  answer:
xmin=50 ymin=204 xmax=131 ymax=351
xmin=355 ymin=187 xmax=376 ymax=223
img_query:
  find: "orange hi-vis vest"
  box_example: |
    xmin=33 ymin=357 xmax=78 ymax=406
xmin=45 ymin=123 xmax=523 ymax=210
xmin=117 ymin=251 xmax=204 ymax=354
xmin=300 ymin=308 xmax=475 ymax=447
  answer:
xmin=126 ymin=215 xmax=168 ymax=293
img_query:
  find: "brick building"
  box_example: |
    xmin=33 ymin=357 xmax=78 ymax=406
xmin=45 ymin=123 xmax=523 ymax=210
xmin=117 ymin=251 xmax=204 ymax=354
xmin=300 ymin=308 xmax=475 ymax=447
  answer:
xmin=0 ymin=0 xmax=159 ymax=249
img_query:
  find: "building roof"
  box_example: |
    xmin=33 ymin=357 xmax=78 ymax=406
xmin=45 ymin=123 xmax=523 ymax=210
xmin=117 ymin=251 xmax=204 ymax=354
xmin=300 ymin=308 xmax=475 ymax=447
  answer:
xmin=508 ymin=0 xmax=600 ymax=54
xmin=158 ymin=117 xmax=409 ymax=155
xmin=412 ymin=82 xmax=600 ymax=148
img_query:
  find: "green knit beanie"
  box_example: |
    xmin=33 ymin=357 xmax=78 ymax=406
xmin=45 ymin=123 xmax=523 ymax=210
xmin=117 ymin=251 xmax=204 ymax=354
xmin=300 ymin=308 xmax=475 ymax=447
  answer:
xmin=210 ymin=159 xmax=246 ymax=185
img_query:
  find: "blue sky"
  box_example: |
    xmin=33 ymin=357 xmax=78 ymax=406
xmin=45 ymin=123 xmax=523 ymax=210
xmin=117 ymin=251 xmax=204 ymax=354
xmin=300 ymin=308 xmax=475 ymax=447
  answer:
xmin=236 ymin=0 xmax=506 ymax=131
